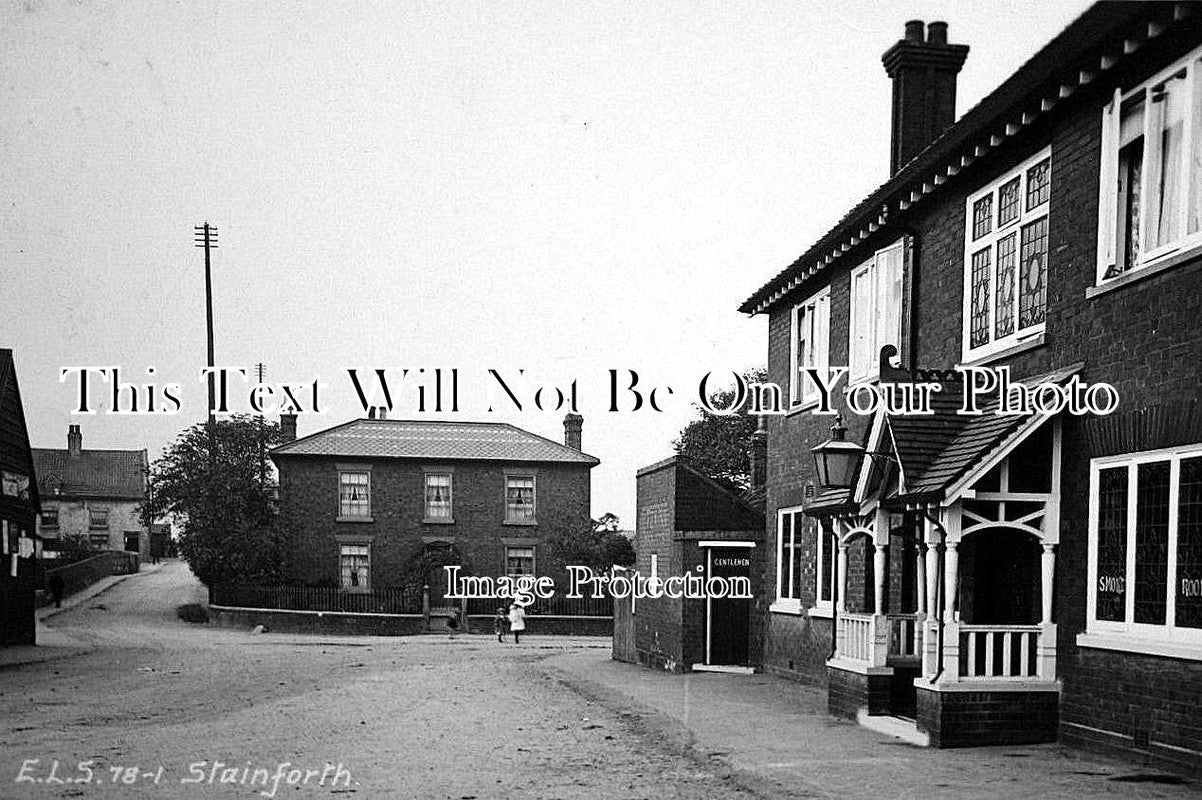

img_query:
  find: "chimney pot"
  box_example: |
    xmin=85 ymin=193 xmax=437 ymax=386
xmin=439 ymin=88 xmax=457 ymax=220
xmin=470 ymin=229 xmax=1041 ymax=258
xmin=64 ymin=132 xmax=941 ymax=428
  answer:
xmin=882 ymin=20 xmax=969 ymax=175
xmin=563 ymin=413 xmax=583 ymax=451
xmin=67 ymin=424 xmax=82 ymax=458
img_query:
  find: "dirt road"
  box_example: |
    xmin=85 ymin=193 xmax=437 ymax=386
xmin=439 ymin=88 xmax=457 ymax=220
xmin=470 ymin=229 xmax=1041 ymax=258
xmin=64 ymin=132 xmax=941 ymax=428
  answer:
xmin=0 ymin=562 xmax=758 ymax=800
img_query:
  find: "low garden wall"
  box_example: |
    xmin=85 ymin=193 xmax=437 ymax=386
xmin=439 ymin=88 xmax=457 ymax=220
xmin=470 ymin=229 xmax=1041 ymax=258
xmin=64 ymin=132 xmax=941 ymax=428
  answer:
xmin=40 ymin=550 xmax=140 ymax=606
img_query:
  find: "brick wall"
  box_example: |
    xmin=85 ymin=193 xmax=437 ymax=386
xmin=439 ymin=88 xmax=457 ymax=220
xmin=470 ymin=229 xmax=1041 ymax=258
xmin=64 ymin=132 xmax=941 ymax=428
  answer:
xmin=275 ymin=456 xmax=592 ymax=591
xmin=633 ymin=463 xmax=683 ymax=670
xmin=916 ymin=688 xmax=1059 ymax=748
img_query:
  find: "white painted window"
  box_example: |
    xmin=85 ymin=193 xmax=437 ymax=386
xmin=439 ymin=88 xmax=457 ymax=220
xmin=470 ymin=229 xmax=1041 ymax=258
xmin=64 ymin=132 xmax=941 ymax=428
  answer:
xmin=1098 ymin=44 xmax=1202 ymax=283
xmin=848 ymin=241 xmax=904 ymax=382
xmin=789 ymin=287 xmax=831 ymax=407
xmin=772 ymin=507 xmax=805 ymax=612
xmin=506 ymin=546 xmax=536 ymax=576
xmin=1087 ymin=444 xmax=1202 ymax=651
xmin=505 ymin=475 xmax=536 ymax=523
xmin=962 ymin=147 xmax=1051 ymax=361
xmin=424 ymin=472 xmax=453 ymax=520
xmin=338 ymin=471 xmax=371 ymax=518
xmin=339 ymin=543 xmax=371 ymax=591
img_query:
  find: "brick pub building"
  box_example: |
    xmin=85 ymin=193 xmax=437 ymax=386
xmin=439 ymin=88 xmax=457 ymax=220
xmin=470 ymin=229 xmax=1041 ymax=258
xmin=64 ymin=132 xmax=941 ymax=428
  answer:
xmin=271 ymin=413 xmax=598 ymax=605
xmin=739 ymin=3 xmax=1202 ymax=772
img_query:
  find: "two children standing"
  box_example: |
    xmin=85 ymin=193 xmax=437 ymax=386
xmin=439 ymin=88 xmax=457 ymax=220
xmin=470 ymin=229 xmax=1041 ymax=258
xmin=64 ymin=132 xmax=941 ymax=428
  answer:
xmin=494 ymin=602 xmax=526 ymax=643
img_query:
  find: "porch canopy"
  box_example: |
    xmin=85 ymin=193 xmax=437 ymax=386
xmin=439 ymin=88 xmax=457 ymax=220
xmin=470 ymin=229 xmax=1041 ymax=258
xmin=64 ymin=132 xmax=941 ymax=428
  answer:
xmin=808 ymin=362 xmax=1082 ymax=689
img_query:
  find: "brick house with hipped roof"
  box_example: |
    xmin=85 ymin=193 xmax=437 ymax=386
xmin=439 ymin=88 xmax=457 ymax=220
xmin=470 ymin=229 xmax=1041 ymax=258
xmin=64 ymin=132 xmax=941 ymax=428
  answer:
xmin=271 ymin=414 xmax=598 ymax=604
xmin=0 ymin=350 xmax=42 ymax=646
xmin=739 ymin=2 xmax=1202 ymax=772
xmin=32 ymin=426 xmax=148 ymax=557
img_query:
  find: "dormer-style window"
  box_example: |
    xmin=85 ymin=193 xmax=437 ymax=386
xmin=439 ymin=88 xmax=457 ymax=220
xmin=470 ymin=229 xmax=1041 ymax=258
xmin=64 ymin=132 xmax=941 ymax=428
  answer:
xmin=1097 ymin=44 xmax=1202 ymax=286
xmin=789 ymin=287 xmax=831 ymax=408
xmin=848 ymin=240 xmax=904 ymax=383
xmin=962 ymin=147 xmax=1050 ymax=361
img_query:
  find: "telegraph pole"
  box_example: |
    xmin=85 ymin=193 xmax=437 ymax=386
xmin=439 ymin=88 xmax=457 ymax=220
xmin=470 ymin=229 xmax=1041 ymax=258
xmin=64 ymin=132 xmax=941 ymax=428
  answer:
xmin=255 ymin=361 xmax=267 ymax=491
xmin=194 ymin=223 xmax=218 ymax=464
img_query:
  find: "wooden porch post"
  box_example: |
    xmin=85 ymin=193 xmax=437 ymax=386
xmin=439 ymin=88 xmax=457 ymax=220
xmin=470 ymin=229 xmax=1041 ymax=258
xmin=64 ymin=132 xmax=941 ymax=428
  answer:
xmin=943 ymin=541 xmax=959 ymax=620
xmin=837 ymin=543 xmax=849 ymax=613
xmin=1041 ymin=543 xmax=1055 ymax=625
xmin=873 ymin=544 xmax=887 ymax=614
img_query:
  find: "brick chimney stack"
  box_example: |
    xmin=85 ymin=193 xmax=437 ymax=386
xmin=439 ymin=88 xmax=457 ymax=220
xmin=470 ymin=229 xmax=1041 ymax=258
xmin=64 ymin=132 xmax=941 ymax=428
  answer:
xmin=67 ymin=424 xmax=82 ymax=458
xmin=882 ymin=20 xmax=969 ymax=175
xmin=564 ymin=413 xmax=583 ymax=451
xmin=279 ymin=413 xmax=297 ymax=443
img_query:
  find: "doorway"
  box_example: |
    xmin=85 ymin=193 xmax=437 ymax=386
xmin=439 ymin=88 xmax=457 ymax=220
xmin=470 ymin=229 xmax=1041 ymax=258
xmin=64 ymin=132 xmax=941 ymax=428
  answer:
xmin=703 ymin=543 xmax=754 ymax=669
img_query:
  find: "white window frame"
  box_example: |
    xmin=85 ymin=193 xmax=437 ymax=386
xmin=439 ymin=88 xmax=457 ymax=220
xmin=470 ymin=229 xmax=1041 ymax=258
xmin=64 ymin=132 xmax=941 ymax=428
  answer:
xmin=1084 ymin=443 xmax=1202 ymax=658
xmin=505 ymin=545 xmax=536 ymax=577
xmin=771 ymin=505 xmax=804 ymax=614
xmin=962 ymin=147 xmax=1051 ymax=362
xmin=813 ymin=518 xmax=837 ymax=615
xmin=89 ymin=508 xmax=109 ymax=529
xmin=339 ymin=543 xmax=371 ymax=593
xmin=848 ymin=240 xmax=904 ymax=383
xmin=788 ymin=286 xmax=831 ymax=409
xmin=337 ymin=468 xmax=372 ymax=520
xmin=504 ymin=474 xmax=537 ymax=524
xmin=423 ymin=470 xmax=453 ymax=522
xmin=1097 ymin=44 xmax=1202 ymax=285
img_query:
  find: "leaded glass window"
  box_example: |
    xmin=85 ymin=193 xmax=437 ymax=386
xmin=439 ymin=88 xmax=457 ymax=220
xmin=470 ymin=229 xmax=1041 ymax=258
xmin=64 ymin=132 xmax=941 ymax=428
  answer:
xmin=1018 ymin=217 xmax=1048 ymax=330
xmin=1096 ymin=466 xmax=1128 ymax=622
xmin=963 ymin=148 xmax=1050 ymax=358
xmin=994 ymin=234 xmax=1017 ymax=338
xmin=1177 ymin=457 xmax=1202 ymax=629
xmin=969 ymin=248 xmax=991 ymax=349
xmin=1134 ymin=461 xmax=1170 ymax=625
xmin=972 ymin=195 xmax=993 ymax=240
xmin=1026 ymin=159 xmax=1050 ymax=210
xmin=998 ymin=177 xmax=1021 ymax=226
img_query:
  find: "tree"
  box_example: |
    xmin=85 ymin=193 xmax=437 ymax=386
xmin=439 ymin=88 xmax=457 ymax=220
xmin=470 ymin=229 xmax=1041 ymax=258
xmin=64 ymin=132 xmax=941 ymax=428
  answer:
xmin=141 ymin=415 xmax=285 ymax=586
xmin=548 ymin=514 xmax=635 ymax=572
xmin=672 ymin=367 xmax=767 ymax=491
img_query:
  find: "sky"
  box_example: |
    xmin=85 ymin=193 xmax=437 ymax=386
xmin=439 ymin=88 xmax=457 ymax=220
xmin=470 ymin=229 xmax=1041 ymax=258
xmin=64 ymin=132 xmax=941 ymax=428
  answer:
xmin=2 ymin=0 xmax=1093 ymax=524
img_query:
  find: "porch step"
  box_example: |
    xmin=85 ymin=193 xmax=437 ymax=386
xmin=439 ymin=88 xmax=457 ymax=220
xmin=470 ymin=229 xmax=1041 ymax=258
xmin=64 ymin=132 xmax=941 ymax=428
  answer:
xmin=691 ymin=664 xmax=755 ymax=675
xmin=855 ymin=711 xmax=930 ymax=747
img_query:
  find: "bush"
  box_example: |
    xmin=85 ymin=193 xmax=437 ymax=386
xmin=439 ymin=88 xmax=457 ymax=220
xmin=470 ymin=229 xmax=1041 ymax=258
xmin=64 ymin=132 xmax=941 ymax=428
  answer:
xmin=176 ymin=603 xmax=209 ymax=624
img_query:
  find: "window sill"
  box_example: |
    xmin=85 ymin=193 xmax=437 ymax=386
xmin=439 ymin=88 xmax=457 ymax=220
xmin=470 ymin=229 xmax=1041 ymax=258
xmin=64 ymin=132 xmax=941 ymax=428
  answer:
xmin=769 ymin=599 xmax=804 ymax=615
xmin=503 ymin=519 xmax=538 ymax=527
xmin=1076 ymin=631 xmax=1202 ymax=662
xmin=786 ymin=398 xmax=826 ymax=418
xmin=422 ymin=518 xmax=455 ymax=525
xmin=336 ymin=516 xmax=374 ymax=524
xmin=959 ymin=331 xmax=1045 ymax=368
xmin=1087 ymin=246 xmax=1202 ymax=299
xmin=808 ymin=605 xmax=834 ymax=619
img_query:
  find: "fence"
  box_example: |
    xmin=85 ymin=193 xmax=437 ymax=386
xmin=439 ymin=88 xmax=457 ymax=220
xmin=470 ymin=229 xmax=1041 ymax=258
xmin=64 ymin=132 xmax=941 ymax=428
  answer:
xmin=210 ymin=585 xmax=424 ymax=615
xmin=465 ymin=593 xmax=613 ymax=617
xmin=42 ymin=550 xmax=139 ymax=604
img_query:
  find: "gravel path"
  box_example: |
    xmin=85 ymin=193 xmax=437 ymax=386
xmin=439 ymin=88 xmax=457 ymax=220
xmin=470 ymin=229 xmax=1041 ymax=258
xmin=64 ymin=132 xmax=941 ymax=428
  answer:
xmin=0 ymin=562 xmax=757 ymax=799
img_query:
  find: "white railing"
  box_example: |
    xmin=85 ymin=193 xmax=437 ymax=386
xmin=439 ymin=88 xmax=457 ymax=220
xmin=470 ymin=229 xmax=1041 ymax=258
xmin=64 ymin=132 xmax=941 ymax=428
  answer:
xmin=958 ymin=625 xmax=1042 ymax=679
xmin=887 ymin=613 xmax=920 ymax=659
xmin=838 ymin=612 xmax=874 ymax=663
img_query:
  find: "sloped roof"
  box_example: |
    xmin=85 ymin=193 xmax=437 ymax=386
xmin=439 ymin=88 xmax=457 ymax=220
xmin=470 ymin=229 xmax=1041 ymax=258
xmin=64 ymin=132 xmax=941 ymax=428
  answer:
xmin=740 ymin=2 xmax=1164 ymax=315
xmin=270 ymin=419 xmax=600 ymax=466
xmin=0 ymin=349 xmax=41 ymax=511
xmin=886 ymin=363 xmax=1082 ymax=499
xmin=32 ymin=448 xmax=148 ymax=500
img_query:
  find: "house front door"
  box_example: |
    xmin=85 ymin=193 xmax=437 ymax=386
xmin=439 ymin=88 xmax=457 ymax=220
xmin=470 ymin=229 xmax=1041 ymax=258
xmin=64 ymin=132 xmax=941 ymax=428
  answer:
xmin=123 ymin=532 xmax=140 ymax=553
